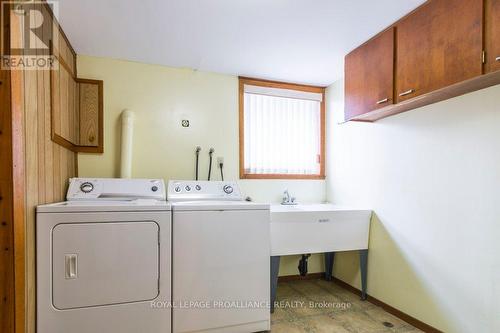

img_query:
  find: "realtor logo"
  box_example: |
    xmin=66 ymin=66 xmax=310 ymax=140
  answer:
xmin=1 ymin=1 xmax=59 ymax=70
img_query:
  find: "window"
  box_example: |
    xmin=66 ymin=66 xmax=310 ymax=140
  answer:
xmin=239 ymin=77 xmax=325 ymax=179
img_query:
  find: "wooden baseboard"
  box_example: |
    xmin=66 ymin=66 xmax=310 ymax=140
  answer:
xmin=277 ymin=273 xmax=442 ymax=333
xmin=278 ymin=272 xmax=325 ymax=282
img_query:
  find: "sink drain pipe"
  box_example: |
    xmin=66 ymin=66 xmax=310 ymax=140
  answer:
xmin=298 ymin=254 xmax=311 ymax=276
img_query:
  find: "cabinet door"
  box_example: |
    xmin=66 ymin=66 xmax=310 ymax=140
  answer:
xmin=485 ymin=0 xmax=500 ymax=73
xmin=78 ymin=81 xmax=100 ymax=147
xmin=396 ymin=0 xmax=483 ymax=102
xmin=345 ymin=28 xmax=395 ymax=120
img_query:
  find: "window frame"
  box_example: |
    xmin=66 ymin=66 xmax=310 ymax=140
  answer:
xmin=239 ymin=76 xmax=326 ymax=180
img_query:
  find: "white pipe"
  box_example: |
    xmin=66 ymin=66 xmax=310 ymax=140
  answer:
xmin=120 ymin=109 xmax=134 ymax=178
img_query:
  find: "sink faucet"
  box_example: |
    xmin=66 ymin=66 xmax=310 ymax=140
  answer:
xmin=282 ymin=189 xmax=297 ymax=205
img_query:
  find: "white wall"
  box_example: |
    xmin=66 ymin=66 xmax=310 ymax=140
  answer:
xmin=326 ymin=80 xmax=500 ymax=333
xmin=77 ymin=55 xmax=325 ymax=203
xmin=76 ymin=55 xmax=326 ymax=275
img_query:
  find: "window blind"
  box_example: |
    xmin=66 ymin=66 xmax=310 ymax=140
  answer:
xmin=243 ymin=85 xmax=321 ymax=175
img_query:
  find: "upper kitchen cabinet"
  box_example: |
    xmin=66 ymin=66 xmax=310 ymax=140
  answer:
xmin=345 ymin=28 xmax=395 ymax=121
xmin=485 ymin=0 xmax=500 ymax=73
xmin=396 ymin=0 xmax=483 ymax=102
xmin=345 ymin=0 xmax=500 ymax=121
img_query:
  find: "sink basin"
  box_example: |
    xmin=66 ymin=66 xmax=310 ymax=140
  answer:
xmin=270 ymin=203 xmax=372 ymax=256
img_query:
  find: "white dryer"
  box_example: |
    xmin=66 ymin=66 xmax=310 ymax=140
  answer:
xmin=168 ymin=181 xmax=270 ymax=333
xmin=37 ymin=178 xmax=171 ymax=333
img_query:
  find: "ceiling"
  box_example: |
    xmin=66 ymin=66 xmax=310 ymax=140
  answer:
xmin=58 ymin=0 xmax=426 ymax=86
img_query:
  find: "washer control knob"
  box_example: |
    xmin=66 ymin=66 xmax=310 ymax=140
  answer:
xmin=223 ymin=185 xmax=233 ymax=194
xmin=80 ymin=182 xmax=94 ymax=193
xmin=185 ymin=185 xmax=191 ymax=192
xmin=175 ymin=186 xmax=181 ymax=193
xmin=195 ymin=185 xmax=201 ymax=191
xmin=151 ymin=186 xmax=158 ymax=192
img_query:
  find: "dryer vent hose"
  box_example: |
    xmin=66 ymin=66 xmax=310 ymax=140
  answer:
xmin=120 ymin=110 xmax=134 ymax=178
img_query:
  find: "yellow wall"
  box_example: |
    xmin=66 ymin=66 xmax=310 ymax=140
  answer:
xmin=76 ymin=55 xmax=326 ymax=276
xmin=326 ymin=80 xmax=500 ymax=333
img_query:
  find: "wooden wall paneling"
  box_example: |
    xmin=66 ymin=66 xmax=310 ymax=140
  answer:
xmin=52 ymin=143 xmax=62 ymax=201
xmin=56 ymin=23 xmax=75 ymax=77
xmin=0 ymin=2 xmax=14 ymax=332
xmin=42 ymin=5 xmax=54 ymax=203
xmin=7 ymin=3 xmax=79 ymax=332
xmin=68 ymin=72 xmax=73 ymax=142
xmin=9 ymin=7 xmax=27 ymax=333
xmin=23 ymin=34 xmax=39 ymax=333
xmin=51 ymin=60 xmax=61 ymax=139
xmin=41 ymin=2 xmax=77 ymax=76
xmin=35 ymin=7 xmax=46 ymax=205
xmin=59 ymin=65 xmax=69 ymax=140
xmin=396 ymin=0 xmax=483 ymax=102
xmin=485 ymin=0 xmax=500 ymax=73
xmin=57 ymin=32 xmax=66 ymax=70
xmin=0 ymin=179 xmax=14 ymax=333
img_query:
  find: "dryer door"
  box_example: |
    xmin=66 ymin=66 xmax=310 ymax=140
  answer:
xmin=52 ymin=221 xmax=159 ymax=309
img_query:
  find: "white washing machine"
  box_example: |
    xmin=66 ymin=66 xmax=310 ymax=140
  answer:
xmin=37 ymin=178 xmax=171 ymax=333
xmin=168 ymin=181 xmax=270 ymax=333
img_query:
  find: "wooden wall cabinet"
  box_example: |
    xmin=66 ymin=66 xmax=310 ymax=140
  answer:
xmin=345 ymin=28 xmax=395 ymax=120
xmin=396 ymin=0 xmax=483 ymax=102
xmin=51 ymin=51 xmax=103 ymax=153
xmin=345 ymin=0 xmax=500 ymax=122
xmin=485 ymin=0 xmax=500 ymax=73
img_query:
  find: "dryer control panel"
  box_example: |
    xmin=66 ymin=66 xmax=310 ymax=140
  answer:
xmin=167 ymin=181 xmax=243 ymax=201
xmin=67 ymin=178 xmax=166 ymax=201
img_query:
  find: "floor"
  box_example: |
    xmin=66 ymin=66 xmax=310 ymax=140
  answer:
xmin=270 ymin=279 xmax=422 ymax=333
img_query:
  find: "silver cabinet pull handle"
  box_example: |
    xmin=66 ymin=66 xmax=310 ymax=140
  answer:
xmin=399 ymin=89 xmax=415 ymax=97
xmin=376 ymin=98 xmax=389 ymax=105
xmin=65 ymin=254 xmax=78 ymax=279
xmin=496 ymin=56 xmax=500 ymax=62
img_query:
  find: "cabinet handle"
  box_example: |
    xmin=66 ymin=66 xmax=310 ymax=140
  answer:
xmin=399 ymin=89 xmax=415 ymax=97
xmin=496 ymin=56 xmax=500 ymax=62
xmin=376 ymin=98 xmax=389 ymax=105
xmin=89 ymin=135 xmax=95 ymax=143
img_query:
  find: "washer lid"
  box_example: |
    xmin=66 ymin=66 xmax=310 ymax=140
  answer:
xmin=37 ymin=199 xmax=171 ymax=213
xmin=172 ymin=200 xmax=269 ymax=211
